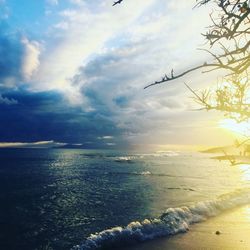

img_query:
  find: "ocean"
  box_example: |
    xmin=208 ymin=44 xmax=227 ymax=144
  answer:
xmin=0 ymin=148 xmax=249 ymax=250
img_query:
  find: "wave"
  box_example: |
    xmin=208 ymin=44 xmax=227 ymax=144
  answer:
xmin=72 ymin=188 xmax=250 ymax=250
xmin=154 ymin=151 xmax=180 ymax=157
xmin=114 ymin=156 xmax=135 ymax=163
xmin=113 ymin=151 xmax=180 ymax=163
xmin=138 ymin=171 xmax=152 ymax=175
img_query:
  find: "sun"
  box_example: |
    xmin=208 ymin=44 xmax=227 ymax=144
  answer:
xmin=219 ymin=119 xmax=250 ymax=137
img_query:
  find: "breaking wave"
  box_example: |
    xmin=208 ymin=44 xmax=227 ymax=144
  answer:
xmin=114 ymin=156 xmax=135 ymax=163
xmin=73 ymin=188 xmax=250 ymax=250
xmin=138 ymin=171 xmax=152 ymax=175
xmin=113 ymin=151 xmax=180 ymax=163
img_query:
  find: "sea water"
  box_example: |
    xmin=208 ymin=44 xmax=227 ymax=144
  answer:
xmin=0 ymin=148 xmax=249 ymax=250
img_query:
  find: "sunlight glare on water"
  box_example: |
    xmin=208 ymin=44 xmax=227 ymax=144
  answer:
xmin=240 ymin=164 xmax=250 ymax=182
xmin=245 ymin=206 xmax=250 ymax=221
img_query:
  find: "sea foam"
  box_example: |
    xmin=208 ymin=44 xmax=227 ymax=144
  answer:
xmin=73 ymin=188 xmax=250 ymax=250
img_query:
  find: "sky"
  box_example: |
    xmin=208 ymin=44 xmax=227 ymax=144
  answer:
xmin=0 ymin=0 xmax=238 ymax=149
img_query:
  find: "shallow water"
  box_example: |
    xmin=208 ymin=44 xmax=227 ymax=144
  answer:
xmin=0 ymin=148 xmax=248 ymax=249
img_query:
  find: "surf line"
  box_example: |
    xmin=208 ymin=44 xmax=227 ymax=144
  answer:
xmin=73 ymin=188 xmax=250 ymax=250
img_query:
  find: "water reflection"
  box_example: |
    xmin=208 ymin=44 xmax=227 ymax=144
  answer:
xmin=239 ymin=164 xmax=250 ymax=182
xmin=245 ymin=206 xmax=250 ymax=221
xmin=39 ymin=149 xmax=155 ymax=249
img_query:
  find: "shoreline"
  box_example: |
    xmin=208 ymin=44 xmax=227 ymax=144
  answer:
xmin=120 ymin=205 xmax=250 ymax=250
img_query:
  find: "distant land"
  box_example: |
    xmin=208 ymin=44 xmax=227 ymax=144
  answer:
xmin=200 ymin=145 xmax=236 ymax=154
xmin=201 ymin=144 xmax=250 ymax=165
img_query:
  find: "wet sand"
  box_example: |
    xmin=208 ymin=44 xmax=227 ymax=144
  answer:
xmin=121 ymin=205 xmax=250 ymax=250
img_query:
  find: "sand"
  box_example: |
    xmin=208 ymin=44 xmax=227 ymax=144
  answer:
xmin=121 ymin=205 xmax=250 ymax=250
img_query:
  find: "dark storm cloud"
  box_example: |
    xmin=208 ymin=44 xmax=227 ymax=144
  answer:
xmin=0 ymin=89 xmax=127 ymax=148
xmin=0 ymin=22 xmax=24 ymax=86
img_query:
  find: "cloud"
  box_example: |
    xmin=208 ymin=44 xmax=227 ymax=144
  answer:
xmin=53 ymin=21 xmax=69 ymax=30
xmin=0 ymin=89 xmax=129 ymax=148
xmin=1 ymin=0 xmax=211 ymax=97
xmin=69 ymin=23 xmax=227 ymax=147
xmin=33 ymin=0 xmax=156 ymax=93
xmin=46 ymin=0 xmax=58 ymax=6
xmin=0 ymin=140 xmax=66 ymax=148
xmin=0 ymin=22 xmax=23 ymax=87
xmin=0 ymin=22 xmax=41 ymax=88
xmin=0 ymin=94 xmax=17 ymax=105
xmin=21 ymin=37 xmax=41 ymax=81
xmin=31 ymin=0 xmax=211 ymax=102
xmin=0 ymin=0 xmax=8 ymax=19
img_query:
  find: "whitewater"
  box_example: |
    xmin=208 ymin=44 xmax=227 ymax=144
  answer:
xmin=72 ymin=152 xmax=250 ymax=250
xmin=73 ymin=188 xmax=250 ymax=250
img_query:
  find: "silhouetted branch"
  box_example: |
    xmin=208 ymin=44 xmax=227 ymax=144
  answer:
xmin=144 ymin=65 xmax=205 ymax=89
xmin=146 ymin=0 xmax=250 ymax=89
xmin=185 ymin=72 xmax=250 ymax=122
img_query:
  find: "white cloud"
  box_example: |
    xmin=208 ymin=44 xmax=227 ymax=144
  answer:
xmin=21 ymin=37 xmax=41 ymax=81
xmin=54 ymin=21 xmax=69 ymax=30
xmin=46 ymin=0 xmax=58 ymax=6
xmin=69 ymin=0 xmax=84 ymax=7
xmin=33 ymin=0 xmax=156 ymax=94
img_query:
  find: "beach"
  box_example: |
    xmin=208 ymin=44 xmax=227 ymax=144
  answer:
xmin=121 ymin=205 xmax=250 ymax=250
